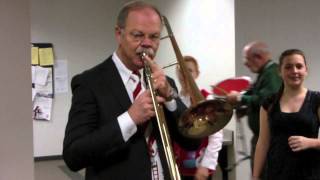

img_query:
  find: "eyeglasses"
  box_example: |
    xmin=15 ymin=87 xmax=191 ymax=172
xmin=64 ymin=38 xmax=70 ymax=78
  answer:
xmin=121 ymin=29 xmax=160 ymax=43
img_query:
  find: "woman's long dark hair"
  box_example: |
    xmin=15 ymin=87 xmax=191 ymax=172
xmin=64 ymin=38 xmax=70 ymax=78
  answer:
xmin=268 ymin=49 xmax=306 ymax=113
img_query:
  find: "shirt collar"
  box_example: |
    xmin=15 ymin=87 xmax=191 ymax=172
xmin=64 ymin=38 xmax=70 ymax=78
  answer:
xmin=112 ymin=52 xmax=133 ymax=84
xmin=264 ymin=60 xmax=274 ymax=69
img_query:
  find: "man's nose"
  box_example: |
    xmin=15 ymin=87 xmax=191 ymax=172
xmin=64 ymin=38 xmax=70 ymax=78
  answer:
xmin=140 ymin=37 xmax=153 ymax=47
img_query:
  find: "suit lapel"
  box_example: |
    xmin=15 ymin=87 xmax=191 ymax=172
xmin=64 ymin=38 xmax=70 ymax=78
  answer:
xmin=100 ymin=57 xmax=132 ymax=111
xmin=99 ymin=57 xmax=173 ymax=178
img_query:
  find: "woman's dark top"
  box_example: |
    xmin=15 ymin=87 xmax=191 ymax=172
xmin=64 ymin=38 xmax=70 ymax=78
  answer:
xmin=262 ymin=90 xmax=320 ymax=180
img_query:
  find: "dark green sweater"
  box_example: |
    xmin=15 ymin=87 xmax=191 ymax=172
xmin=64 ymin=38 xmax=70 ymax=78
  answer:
xmin=241 ymin=61 xmax=282 ymax=136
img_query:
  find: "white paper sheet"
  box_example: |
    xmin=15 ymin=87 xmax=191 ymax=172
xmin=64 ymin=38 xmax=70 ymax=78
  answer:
xmin=35 ymin=68 xmax=53 ymax=95
xmin=32 ymin=94 xmax=53 ymax=121
xmin=32 ymin=88 xmax=37 ymax=101
xmin=54 ymin=60 xmax=68 ymax=93
xmin=34 ymin=66 xmax=50 ymax=86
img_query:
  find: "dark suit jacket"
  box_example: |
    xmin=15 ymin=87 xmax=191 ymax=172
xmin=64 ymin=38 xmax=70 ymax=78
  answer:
xmin=63 ymin=56 xmax=199 ymax=180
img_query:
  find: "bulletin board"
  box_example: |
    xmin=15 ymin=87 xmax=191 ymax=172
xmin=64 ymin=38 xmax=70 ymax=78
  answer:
xmin=31 ymin=43 xmax=55 ymax=121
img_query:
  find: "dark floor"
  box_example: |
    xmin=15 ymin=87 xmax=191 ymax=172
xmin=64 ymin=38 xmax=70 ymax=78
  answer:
xmin=34 ymin=159 xmax=222 ymax=180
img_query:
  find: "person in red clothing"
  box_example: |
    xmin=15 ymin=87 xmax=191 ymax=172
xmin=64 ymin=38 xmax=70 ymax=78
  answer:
xmin=174 ymin=55 xmax=223 ymax=180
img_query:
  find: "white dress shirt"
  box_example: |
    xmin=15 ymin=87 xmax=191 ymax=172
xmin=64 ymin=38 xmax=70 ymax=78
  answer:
xmin=112 ymin=52 xmax=179 ymax=180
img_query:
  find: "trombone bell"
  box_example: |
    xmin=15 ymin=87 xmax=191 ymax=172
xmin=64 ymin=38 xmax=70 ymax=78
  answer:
xmin=178 ymin=99 xmax=233 ymax=139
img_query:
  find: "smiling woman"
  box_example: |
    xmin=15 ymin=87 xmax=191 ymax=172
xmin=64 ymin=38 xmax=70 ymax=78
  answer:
xmin=279 ymin=49 xmax=308 ymax=89
xmin=253 ymin=49 xmax=320 ymax=180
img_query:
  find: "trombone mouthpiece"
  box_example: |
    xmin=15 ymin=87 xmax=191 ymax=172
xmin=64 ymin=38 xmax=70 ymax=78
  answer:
xmin=136 ymin=47 xmax=154 ymax=60
xmin=141 ymin=52 xmax=147 ymax=59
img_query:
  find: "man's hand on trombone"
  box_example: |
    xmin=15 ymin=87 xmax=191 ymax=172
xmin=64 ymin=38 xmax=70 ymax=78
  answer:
xmin=128 ymin=90 xmax=165 ymax=125
xmin=144 ymin=55 xmax=174 ymax=101
xmin=128 ymin=55 xmax=171 ymax=126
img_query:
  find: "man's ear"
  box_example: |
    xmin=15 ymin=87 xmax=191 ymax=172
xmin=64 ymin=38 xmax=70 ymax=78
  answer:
xmin=115 ymin=26 xmax=122 ymax=43
xmin=253 ymin=53 xmax=263 ymax=60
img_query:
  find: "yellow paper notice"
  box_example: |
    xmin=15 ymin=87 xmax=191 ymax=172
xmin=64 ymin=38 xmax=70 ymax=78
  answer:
xmin=31 ymin=47 xmax=39 ymax=65
xmin=39 ymin=48 xmax=54 ymax=66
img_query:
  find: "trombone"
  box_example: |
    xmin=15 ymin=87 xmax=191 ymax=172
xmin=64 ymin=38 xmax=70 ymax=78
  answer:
xmin=161 ymin=16 xmax=233 ymax=139
xmin=142 ymin=16 xmax=234 ymax=180
xmin=142 ymin=51 xmax=181 ymax=180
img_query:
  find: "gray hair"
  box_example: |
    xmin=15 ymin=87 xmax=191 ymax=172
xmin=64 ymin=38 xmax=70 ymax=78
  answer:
xmin=116 ymin=1 xmax=162 ymax=28
xmin=244 ymin=41 xmax=271 ymax=59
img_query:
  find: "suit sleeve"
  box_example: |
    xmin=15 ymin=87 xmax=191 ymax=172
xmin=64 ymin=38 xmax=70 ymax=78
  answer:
xmin=63 ymin=74 xmax=125 ymax=171
xmin=166 ymin=77 xmax=187 ymax=118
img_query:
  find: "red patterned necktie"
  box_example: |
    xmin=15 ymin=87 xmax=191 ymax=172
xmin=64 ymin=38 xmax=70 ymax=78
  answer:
xmin=132 ymin=71 xmax=149 ymax=134
xmin=132 ymin=71 xmax=141 ymax=99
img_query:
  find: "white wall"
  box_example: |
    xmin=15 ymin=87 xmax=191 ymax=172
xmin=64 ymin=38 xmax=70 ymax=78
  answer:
xmin=235 ymin=0 xmax=320 ymax=179
xmin=0 ymin=0 xmax=34 ymax=179
xmin=31 ymin=0 xmax=127 ymax=157
xmin=31 ymin=0 xmax=236 ymax=167
xmin=155 ymin=0 xmax=235 ymax=91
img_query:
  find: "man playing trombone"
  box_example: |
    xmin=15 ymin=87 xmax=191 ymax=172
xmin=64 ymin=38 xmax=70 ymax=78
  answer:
xmin=63 ymin=1 xmax=199 ymax=180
